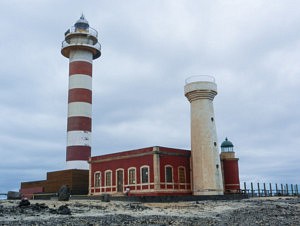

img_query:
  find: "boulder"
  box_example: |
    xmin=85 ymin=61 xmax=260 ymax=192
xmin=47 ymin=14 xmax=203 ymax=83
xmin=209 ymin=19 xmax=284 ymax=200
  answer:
xmin=57 ymin=205 xmax=71 ymax=215
xmin=18 ymin=198 xmax=30 ymax=207
xmin=58 ymin=185 xmax=71 ymax=201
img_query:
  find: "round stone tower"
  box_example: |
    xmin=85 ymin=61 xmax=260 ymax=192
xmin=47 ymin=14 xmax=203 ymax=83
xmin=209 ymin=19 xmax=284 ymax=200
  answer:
xmin=184 ymin=75 xmax=223 ymax=195
xmin=220 ymin=137 xmax=240 ymax=193
xmin=61 ymin=15 xmax=101 ymax=169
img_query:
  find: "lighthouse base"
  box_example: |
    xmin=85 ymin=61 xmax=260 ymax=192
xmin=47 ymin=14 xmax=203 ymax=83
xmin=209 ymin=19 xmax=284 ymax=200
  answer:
xmin=193 ymin=189 xmax=224 ymax=196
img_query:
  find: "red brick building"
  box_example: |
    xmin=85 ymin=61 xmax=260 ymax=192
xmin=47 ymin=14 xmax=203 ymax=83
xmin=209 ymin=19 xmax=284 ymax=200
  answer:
xmin=20 ymin=139 xmax=239 ymax=198
xmin=89 ymin=146 xmax=192 ymax=196
xmin=20 ymin=169 xmax=89 ymax=198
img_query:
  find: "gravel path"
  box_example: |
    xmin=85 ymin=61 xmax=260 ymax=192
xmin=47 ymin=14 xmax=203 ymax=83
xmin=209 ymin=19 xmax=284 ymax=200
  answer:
xmin=0 ymin=197 xmax=299 ymax=225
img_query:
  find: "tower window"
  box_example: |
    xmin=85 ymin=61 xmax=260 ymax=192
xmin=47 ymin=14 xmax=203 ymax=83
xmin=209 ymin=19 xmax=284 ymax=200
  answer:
xmin=214 ymin=142 xmax=217 ymax=147
xmin=211 ymin=117 xmax=214 ymax=122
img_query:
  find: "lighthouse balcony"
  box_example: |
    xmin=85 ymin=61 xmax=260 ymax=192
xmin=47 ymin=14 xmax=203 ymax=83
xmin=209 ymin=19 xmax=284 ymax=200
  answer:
xmin=61 ymin=39 xmax=101 ymax=50
xmin=65 ymin=26 xmax=98 ymax=38
xmin=61 ymin=39 xmax=101 ymax=59
xmin=185 ymin=75 xmax=215 ymax=84
xmin=184 ymin=75 xmax=217 ymax=100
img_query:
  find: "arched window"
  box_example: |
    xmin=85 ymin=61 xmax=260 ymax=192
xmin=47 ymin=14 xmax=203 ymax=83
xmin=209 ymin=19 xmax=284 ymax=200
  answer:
xmin=94 ymin=172 xmax=101 ymax=187
xmin=116 ymin=168 xmax=124 ymax=192
xmin=178 ymin=166 xmax=186 ymax=183
xmin=128 ymin=167 xmax=136 ymax=185
xmin=140 ymin=166 xmax=149 ymax=184
xmin=105 ymin=170 xmax=112 ymax=187
xmin=165 ymin=165 xmax=173 ymax=183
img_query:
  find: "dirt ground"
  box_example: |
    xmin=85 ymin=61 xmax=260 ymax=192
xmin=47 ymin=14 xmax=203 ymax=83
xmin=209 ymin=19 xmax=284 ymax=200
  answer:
xmin=0 ymin=196 xmax=299 ymax=225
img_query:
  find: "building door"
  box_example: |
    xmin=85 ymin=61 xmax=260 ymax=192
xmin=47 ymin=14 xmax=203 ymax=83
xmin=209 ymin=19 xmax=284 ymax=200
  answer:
xmin=117 ymin=170 xmax=124 ymax=192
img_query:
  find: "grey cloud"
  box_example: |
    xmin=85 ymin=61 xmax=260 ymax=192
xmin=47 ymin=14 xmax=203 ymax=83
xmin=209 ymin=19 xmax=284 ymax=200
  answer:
xmin=1 ymin=0 xmax=300 ymax=193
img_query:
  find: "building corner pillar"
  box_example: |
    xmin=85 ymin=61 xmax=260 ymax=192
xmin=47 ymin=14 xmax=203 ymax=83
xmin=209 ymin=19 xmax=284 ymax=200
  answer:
xmin=153 ymin=146 xmax=161 ymax=190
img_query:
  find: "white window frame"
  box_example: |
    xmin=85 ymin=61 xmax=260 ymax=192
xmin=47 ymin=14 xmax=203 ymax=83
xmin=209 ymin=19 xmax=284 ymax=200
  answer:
xmin=165 ymin=165 xmax=174 ymax=183
xmin=178 ymin=166 xmax=186 ymax=184
xmin=140 ymin=165 xmax=150 ymax=184
xmin=128 ymin=167 xmax=136 ymax=185
xmin=94 ymin=171 xmax=101 ymax=188
xmin=105 ymin=170 xmax=112 ymax=187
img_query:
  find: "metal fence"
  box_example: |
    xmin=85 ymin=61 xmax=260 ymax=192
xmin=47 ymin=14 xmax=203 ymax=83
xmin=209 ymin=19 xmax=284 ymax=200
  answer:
xmin=241 ymin=182 xmax=299 ymax=197
xmin=0 ymin=193 xmax=7 ymax=199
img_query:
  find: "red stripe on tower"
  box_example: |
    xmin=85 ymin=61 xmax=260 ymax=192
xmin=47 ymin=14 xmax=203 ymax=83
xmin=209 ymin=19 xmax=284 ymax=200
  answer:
xmin=67 ymin=117 xmax=92 ymax=131
xmin=66 ymin=146 xmax=91 ymax=161
xmin=61 ymin=15 xmax=101 ymax=169
xmin=68 ymin=89 xmax=92 ymax=103
xmin=69 ymin=61 xmax=93 ymax=76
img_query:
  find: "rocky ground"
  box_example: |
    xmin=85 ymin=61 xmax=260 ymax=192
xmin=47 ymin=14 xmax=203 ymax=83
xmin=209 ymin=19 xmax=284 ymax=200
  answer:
xmin=0 ymin=196 xmax=299 ymax=225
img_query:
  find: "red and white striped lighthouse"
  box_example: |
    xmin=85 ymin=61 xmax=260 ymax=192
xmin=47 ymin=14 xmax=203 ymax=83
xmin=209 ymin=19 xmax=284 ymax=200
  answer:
xmin=61 ymin=15 xmax=101 ymax=169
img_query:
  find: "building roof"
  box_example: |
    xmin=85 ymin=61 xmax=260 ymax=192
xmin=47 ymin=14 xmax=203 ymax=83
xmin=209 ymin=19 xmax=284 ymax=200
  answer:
xmin=90 ymin=146 xmax=190 ymax=162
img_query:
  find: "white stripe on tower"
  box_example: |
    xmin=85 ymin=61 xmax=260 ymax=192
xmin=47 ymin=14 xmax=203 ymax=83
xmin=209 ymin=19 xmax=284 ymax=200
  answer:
xmin=69 ymin=50 xmax=93 ymax=63
xmin=67 ymin=131 xmax=92 ymax=147
xmin=68 ymin=102 xmax=92 ymax=117
xmin=69 ymin=75 xmax=92 ymax=90
xmin=61 ymin=15 xmax=101 ymax=169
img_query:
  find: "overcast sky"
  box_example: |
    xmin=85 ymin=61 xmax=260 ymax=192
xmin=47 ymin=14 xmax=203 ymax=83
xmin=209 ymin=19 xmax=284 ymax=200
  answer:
xmin=1 ymin=0 xmax=299 ymax=193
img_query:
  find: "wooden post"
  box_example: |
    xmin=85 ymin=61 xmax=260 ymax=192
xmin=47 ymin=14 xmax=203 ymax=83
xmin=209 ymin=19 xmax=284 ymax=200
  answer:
xmin=296 ymin=184 xmax=299 ymax=195
xmin=244 ymin=182 xmax=247 ymax=195
xmin=275 ymin=183 xmax=278 ymax=195
xmin=281 ymin=184 xmax=284 ymax=195
xmin=286 ymin=184 xmax=289 ymax=196
xmin=291 ymin=184 xmax=294 ymax=195
xmin=263 ymin=183 xmax=267 ymax=197
xmin=269 ymin=183 xmax=272 ymax=196
xmin=251 ymin=182 xmax=254 ymax=197
xmin=257 ymin=183 xmax=260 ymax=197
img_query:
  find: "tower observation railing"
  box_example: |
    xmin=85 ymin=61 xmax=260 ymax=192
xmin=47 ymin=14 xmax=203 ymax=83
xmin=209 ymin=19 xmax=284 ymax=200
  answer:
xmin=185 ymin=75 xmax=215 ymax=84
xmin=61 ymin=40 xmax=101 ymax=51
xmin=64 ymin=26 xmax=98 ymax=38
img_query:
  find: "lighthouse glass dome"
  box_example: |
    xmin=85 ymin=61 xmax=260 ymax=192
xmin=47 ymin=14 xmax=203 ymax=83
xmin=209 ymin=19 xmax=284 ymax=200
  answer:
xmin=75 ymin=14 xmax=89 ymax=30
xmin=221 ymin=138 xmax=234 ymax=152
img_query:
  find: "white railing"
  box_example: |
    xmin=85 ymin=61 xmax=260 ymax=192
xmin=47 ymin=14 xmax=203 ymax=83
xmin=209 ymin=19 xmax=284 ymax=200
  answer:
xmin=185 ymin=75 xmax=215 ymax=84
xmin=65 ymin=26 xmax=98 ymax=38
xmin=61 ymin=40 xmax=101 ymax=51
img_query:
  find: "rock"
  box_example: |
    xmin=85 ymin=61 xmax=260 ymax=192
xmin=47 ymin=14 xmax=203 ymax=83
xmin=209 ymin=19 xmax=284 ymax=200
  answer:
xmin=57 ymin=205 xmax=71 ymax=215
xmin=49 ymin=208 xmax=57 ymax=214
xmin=31 ymin=203 xmax=49 ymax=211
xmin=58 ymin=185 xmax=71 ymax=201
xmin=102 ymin=193 xmax=110 ymax=202
xmin=18 ymin=198 xmax=30 ymax=207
